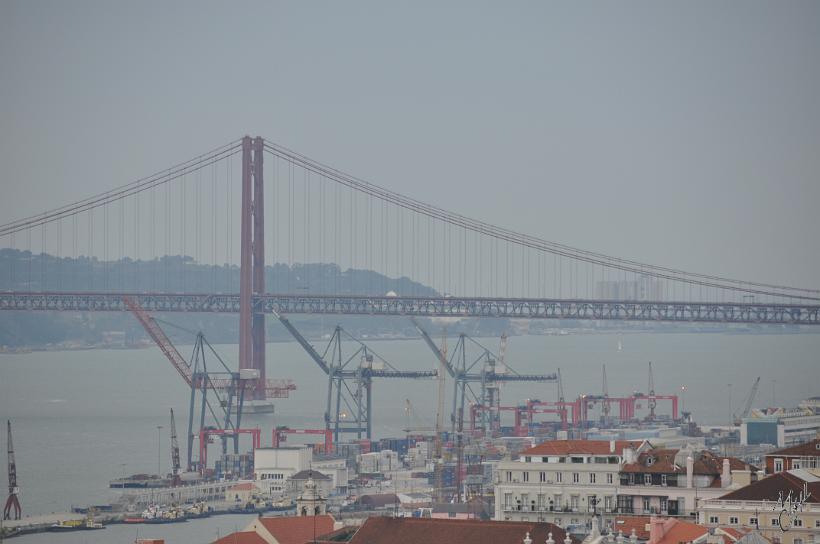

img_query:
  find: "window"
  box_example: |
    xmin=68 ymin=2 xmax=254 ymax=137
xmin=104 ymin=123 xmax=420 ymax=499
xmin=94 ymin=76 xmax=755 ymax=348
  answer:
xmin=816 ymin=520 xmax=820 ymax=528
xmin=572 ymin=473 xmax=580 ymax=483
xmin=771 ymin=518 xmax=779 ymax=527
xmin=644 ymin=474 xmax=652 ymax=485
xmin=793 ymin=460 xmax=801 ymax=469
xmin=540 ymin=471 xmax=547 ymax=482
xmin=642 ymin=497 xmax=651 ymax=513
xmin=588 ymin=495 xmax=597 ymax=512
xmin=506 ymin=471 xmax=512 ymax=482
xmin=661 ymin=474 xmax=667 ymax=486
xmin=555 ymin=518 xmax=562 ymax=527
xmin=709 ymin=516 xmax=719 ymax=524
xmin=607 ymin=473 xmax=613 ymax=484
xmin=525 ymin=456 xmax=532 ymax=463
xmin=523 ymin=472 xmax=529 ymax=482
xmin=793 ymin=539 xmax=803 ymax=544
xmin=628 ymin=473 xmax=635 ymax=485
xmin=604 ymin=496 xmax=613 ymax=512
xmin=749 ymin=517 xmax=758 ymax=527
xmin=660 ymin=498 xmax=667 ymax=512
xmin=556 ymin=472 xmax=562 ymax=483
xmin=730 ymin=517 xmax=739 ymax=525
xmin=589 ymin=473 xmax=596 ymax=484
xmin=554 ymin=494 xmax=562 ymax=510
xmin=504 ymin=493 xmax=513 ymax=508
xmin=570 ymin=495 xmax=579 ymax=511
xmin=793 ymin=519 xmax=803 ymax=528
xmin=774 ymin=459 xmax=783 ymax=472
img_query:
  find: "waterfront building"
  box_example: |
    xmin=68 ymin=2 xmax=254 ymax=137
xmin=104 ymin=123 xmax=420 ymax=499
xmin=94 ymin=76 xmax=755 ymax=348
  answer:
xmin=255 ymin=446 xmax=346 ymax=496
xmin=255 ymin=446 xmax=313 ymax=495
xmin=698 ymin=468 xmax=820 ymax=544
xmin=740 ymin=404 xmax=820 ymax=448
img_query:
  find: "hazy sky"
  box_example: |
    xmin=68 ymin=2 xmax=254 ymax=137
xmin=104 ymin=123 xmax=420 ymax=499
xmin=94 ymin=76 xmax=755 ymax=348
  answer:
xmin=1 ymin=1 xmax=818 ymax=289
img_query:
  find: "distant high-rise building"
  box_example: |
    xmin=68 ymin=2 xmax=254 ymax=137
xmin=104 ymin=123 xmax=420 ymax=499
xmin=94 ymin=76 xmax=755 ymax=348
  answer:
xmin=596 ymin=276 xmax=662 ymax=301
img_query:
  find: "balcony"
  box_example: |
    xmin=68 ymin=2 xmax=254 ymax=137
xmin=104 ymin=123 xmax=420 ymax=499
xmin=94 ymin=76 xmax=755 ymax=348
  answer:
xmin=502 ymin=504 xmax=619 ymax=514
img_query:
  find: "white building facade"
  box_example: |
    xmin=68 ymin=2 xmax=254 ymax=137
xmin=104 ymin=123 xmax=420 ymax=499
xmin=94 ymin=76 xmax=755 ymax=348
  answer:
xmin=494 ymin=440 xmax=649 ymax=526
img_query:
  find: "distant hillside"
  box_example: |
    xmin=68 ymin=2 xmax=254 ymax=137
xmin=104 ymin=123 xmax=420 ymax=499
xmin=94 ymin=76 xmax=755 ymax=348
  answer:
xmin=0 ymin=249 xmax=453 ymax=348
xmin=0 ymin=248 xmax=436 ymax=296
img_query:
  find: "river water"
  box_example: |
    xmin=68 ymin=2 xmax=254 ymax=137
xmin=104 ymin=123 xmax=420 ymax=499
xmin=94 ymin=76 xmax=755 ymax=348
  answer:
xmin=1 ymin=331 xmax=818 ymax=541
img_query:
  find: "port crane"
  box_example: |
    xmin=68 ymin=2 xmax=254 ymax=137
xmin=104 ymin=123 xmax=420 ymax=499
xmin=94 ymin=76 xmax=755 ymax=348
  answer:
xmin=3 ymin=420 xmax=21 ymax=520
xmin=169 ymin=409 xmax=181 ymax=486
xmin=647 ymin=362 xmax=657 ymax=421
xmin=125 ymin=297 xmax=276 ymax=473
xmin=414 ymin=322 xmax=558 ymax=437
xmin=274 ymin=311 xmax=437 ymax=444
xmin=733 ymin=377 xmax=761 ymax=425
xmin=124 ymin=296 xmax=295 ymax=399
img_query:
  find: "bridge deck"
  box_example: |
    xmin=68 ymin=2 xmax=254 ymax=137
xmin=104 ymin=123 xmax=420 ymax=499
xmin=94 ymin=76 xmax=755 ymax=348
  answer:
xmin=1 ymin=292 xmax=818 ymax=325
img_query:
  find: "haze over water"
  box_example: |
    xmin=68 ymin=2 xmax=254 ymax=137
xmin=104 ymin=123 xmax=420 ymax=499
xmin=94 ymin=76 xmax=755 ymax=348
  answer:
xmin=1 ymin=330 xmax=817 ymax=517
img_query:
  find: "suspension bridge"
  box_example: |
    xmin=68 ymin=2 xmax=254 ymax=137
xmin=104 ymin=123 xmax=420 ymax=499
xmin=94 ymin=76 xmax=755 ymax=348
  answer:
xmin=1 ymin=135 xmax=819 ymax=399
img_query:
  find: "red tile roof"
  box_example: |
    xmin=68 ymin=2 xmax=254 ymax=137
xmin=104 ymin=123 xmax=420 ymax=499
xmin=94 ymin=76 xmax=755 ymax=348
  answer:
xmin=621 ymin=449 xmax=758 ymax=478
xmin=718 ymin=471 xmax=820 ymax=503
xmin=349 ymin=517 xmax=570 ymax=544
xmin=716 ymin=527 xmax=749 ymax=541
xmin=212 ymin=531 xmax=268 ymax=544
xmin=614 ymin=516 xmax=651 ymax=540
xmin=766 ymin=439 xmax=820 ymax=458
xmin=256 ymin=515 xmax=336 ymax=544
xmin=522 ymin=440 xmax=643 ymax=456
xmin=653 ymin=520 xmax=708 ymax=544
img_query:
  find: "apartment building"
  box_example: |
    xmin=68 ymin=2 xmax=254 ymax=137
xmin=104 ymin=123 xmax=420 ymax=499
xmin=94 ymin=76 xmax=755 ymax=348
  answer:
xmin=494 ymin=440 xmax=650 ymax=526
xmin=698 ymin=469 xmax=820 ymax=544
xmin=765 ymin=439 xmax=820 ymax=474
xmin=619 ymin=447 xmax=758 ymax=517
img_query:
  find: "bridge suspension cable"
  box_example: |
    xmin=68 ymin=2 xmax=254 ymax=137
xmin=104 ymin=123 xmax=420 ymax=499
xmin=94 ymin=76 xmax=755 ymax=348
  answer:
xmin=263 ymin=140 xmax=819 ymax=301
xmin=0 ymin=140 xmax=241 ymax=237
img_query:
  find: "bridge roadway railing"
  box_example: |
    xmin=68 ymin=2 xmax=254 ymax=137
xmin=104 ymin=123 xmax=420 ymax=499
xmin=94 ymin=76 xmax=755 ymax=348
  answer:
xmin=1 ymin=292 xmax=818 ymax=325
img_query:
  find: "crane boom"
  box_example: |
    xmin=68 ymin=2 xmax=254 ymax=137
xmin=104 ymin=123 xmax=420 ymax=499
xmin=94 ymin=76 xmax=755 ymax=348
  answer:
xmin=169 ymin=409 xmax=181 ymax=486
xmin=3 ymin=420 xmax=21 ymax=520
xmin=734 ymin=377 xmax=761 ymax=425
xmin=274 ymin=312 xmax=330 ymax=374
xmin=124 ymin=296 xmax=193 ymax=385
xmin=124 ymin=296 xmax=294 ymax=398
xmin=412 ymin=319 xmax=456 ymax=377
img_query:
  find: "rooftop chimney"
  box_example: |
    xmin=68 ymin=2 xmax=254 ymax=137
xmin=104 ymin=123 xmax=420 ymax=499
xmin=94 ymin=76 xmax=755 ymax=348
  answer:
xmin=722 ymin=458 xmax=731 ymax=488
xmin=610 ymin=440 xmax=616 ymax=453
xmin=686 ymin=455 xmax=694 ymax=489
